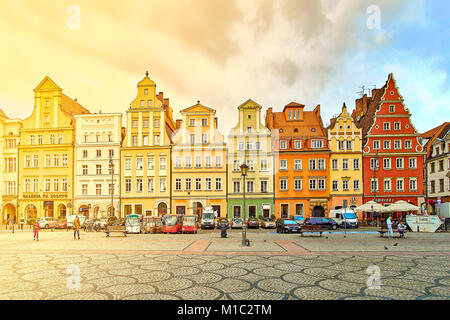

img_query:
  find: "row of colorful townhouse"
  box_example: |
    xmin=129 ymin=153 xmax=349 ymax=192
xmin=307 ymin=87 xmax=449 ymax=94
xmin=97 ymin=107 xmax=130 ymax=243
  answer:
xmin=0 ymin=72 xmax=434 ymax=223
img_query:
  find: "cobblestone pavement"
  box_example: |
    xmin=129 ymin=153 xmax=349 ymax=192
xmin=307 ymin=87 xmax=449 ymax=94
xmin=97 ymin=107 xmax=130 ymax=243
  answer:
xmin=0 ymin=229 xmax=449 ymax=300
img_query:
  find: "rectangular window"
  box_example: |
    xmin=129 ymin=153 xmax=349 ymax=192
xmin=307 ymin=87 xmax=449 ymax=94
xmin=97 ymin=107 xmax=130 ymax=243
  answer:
xmin=143 ymin=119 xmax=149 ymax=128
xmin=25 ymin=179 xmax=30 ymax=193
xmin=383 ymin=158 xmax=391 ymax=169
xmin=125 ymin=179 xmax=131 ymax=192
xmin=195 ymin=156 xmax=202 ymax=168
xmin=82 ymin=165 xmax=88 ymax=175
xmin=160 ymin=178 xmax=166 ymax=192
xmin=396 ymin=158 xmax=404 ymax=169
xmin=201 ymin=118 xmax=208 ymax=127
xmin=202 ymin=134 xmax=208 ymax=144
xmin=373 ymin=140 xmax=380 ymax=150
xmin=233 ymin=159 xmax=241 ymax=172
xmin=233 ymin=181 xmax=240 ymax=193
xmin=215 ymin=156 xmax=222 ymax=167
xmin=175 ymin=178 xmax=182 ymax=191
xmin=82 ymin=184 xmax=88 ymax=196
xmin=125 ymin=158 xmax=131 ymax=171
xmin=25 ymin=155 xmax=31 ymax=168
xmin=346 ymin=141 xmax=352 ymax=150
xmin=370 ymin=158 xmax=379 ymax=170
xmin=185 ymin=157 xmax=191 ymax=168
xmin=33 ymin=155 xmax=39 ymax=168
xmin=38 ymin=135 xmax=43 ymax=145
xmin=404 ymin=140 xmax=412 ymax=149
xmin=342 ymin=180 xmax=349 ymax=191
xmin=309 ymin=179 xmax=317 ymax=190
xmin=318 ymin=179 xmax=325 ymax=190
xmin=332 ymin=159 xmax=338 ymax=170
xmin=371 ymin=179 xmax=378 ymax=192
xmin=195 ymin=178 xmax=202 ymax=190
xmin=216 ymin=178 xmax=222 ymax=191
xmin=342 ymin=159 xmax=349 ymax=170
xmin=383 ymin=122 xmax=390 ymax=131
xmin=160 ymin=157 xmax=166 ymax=170
xmin=280 ymin=159 xmax=288 ymax=171
xmin=96 ymin=150 xmax=102 ymax=158
xmin=62 ymin=179 xmax=67 ymax=192
xmin=96 ymin=164 xmax=102 ymax=175
xmin=384 ymin=140 xmax=391 ymax=150
xmin=154 ymin=135 xmax=160 ymax=145
xmin=409 ymin=157 xmax=417 ymax=169
xmin=294 ymin=140 xmax=301 ymax=149
xmin=280 ymin=140 xmax=287 ymax=149
xmin=384 ymin=179 xmax=391 ymax=191
xmin=247 ymin=181 xmax=254 ymax=193
xmin=154 ymin=119 xmax=160 ymax=128
xmin=147 ymin=158 xmax=154 ymax=170
xmin=45 ymin=178 xmax=51 ymax=192
xmin=338 ymin=141 xmax=344 ymax=150
xmin=58 ymin=135 xmax=63 ymax=144
xmin=353 ymin=180 xmax=360 ymax=191
xmin=332 ymin=180 xmax=338 ymax=191
xmin=261 ymin=180 xmax=268 ymax=193
xmin=189 ymin=119 xmax=195 ymax=127
xmin=147 ymin=179 xmax=154 ymax=192
xmin=53 ymin=154 xmax=60 ymax=167
xmin=260 ymin=159 xmax=268 ymax=171
xmin=143 ymin=135 xmax=149 ymax=146
xmin=95 ymin=184 xmax=102 ymax=196
xmin=53 ymin=179 xmax=59 ymax=192
xmin=136 ymin=179 xmax=143 ymax=193
xmin=294 ymin=179 xmax=302 ymax=191
xmin=309 ymin=159 xmax=317 ymax=170
xmin=62 ymin=154 xmax=68 ymax=167
xmin=205 ymin=178 xmax=212 ymax=190
xmin=318 ymin=159 xmax=325 ymax=170
xmin=353 ymin=159 xmax=360 ymax=170
xmin=280 ymin=179 xmax=288 ymax=191
xmin=394 ymin=122 xmax=401 ymax=130
xmin=205 ymin=156 xmax=211 ymax=168
xmin=394 ymin=140 xmax=401 ymax=149
xmin=175 ymin=157 xmax=182 ymax=168
xmin=311 ymin=139 xmax=323 ymax=148
xmin=185 ymin=178 xmax=192 ymax=191
xmin=294 ymin=159 xmax=302 ymax=171
xmin=396 ymin=179 xmax=404 ymax=191
xmin=409 ymin=178 xmax=417 ymax=191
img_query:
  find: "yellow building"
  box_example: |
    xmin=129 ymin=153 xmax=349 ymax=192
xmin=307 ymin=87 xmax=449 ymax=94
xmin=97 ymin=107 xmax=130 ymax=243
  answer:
xmin=171 ymin=102 xmax=227 ymax=217
xmin=0 ymin=110 xmax=22 ymax=223
xmin=18 ymin=76 xmax=90 ymax=222
xmin=327 ymin=103 xmax=363 ymax=211
xmin=121 ymin=72 xmax=176 ymax=217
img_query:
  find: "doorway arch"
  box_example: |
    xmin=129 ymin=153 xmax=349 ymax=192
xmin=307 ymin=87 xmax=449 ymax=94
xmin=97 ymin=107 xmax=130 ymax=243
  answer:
xmin=93 ymin=206 xmax=100 ymax=219
xmin=2 ymin=204 xmax=16 ymax=224
xmin=157 ymin=202 xmax=167 ymax=216
xmin=312 ymin=205 xmax=325 ymax=217
xmin=194 ymin=202 xmax=203 ymax=217
xmin=25 ymin=204 xmax=38 ymax=223
xmin=58 ymin=204 xmax=67 ymax=218
xmin=107 ymin=206 xmax=115 ymax=217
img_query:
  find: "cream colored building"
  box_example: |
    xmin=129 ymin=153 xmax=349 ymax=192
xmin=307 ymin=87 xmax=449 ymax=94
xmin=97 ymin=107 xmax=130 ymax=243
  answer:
xmin=171 ymin=102 xmax=227 ymax=217
xmin=0 ymin=110 xmax=22 ymax=223
xmin=74 ymin=113 xmax=123 ymax=218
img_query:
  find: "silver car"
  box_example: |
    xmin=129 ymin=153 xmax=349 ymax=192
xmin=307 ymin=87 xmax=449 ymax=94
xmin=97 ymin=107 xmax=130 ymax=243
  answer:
xmin=231 ymin=218 xmax=243 ymax=229
xmin=38 ymin=217 xmax=58 ymax=229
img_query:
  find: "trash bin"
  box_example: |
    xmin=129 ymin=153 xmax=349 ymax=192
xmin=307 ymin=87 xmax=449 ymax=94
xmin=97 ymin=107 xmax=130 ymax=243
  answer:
xmin=220 ymin=226 xmax=227 ymax=238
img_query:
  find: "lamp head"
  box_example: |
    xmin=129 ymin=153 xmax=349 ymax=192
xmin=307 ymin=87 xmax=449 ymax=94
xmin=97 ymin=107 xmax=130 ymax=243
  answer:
xmin=240 ymin=163 xmax=249 ymax=176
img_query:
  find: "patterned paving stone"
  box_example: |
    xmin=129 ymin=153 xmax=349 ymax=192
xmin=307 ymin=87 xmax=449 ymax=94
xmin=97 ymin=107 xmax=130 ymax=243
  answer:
xmin=99 ymin=284 xmax=157 ymax=299
xmin=207 ymin=278 xmax=252 ymax=293
xmin=122 ymin=293 xmax=180 ymax=300
xmin=176 ymin=286 xmax=222 ymax=300
xmin=318 ymin=279 xmax=364 ymax=295
xmin=53 ymin=292 xmax=110 ymax=300
xmin=256 ymin=278 xmax=299 ymax=294
xmin=292 ymin=286 xmax=345 ymax=300
xmin=227 ymin=287 xmax=287 ymax=300
xmin=133 ymin=271 xmax=173 ymax=284
xmin=184 ymin=272 xmax=223 ymax=285
xmin=152 ymin=278 xmax=194 ymax=292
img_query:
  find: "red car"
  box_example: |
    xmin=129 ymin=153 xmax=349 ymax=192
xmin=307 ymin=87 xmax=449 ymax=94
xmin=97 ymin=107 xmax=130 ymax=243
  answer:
xmin=54 ymin=220 xmax=67 ymax=229
xmin=182 ymin=215 xmax=198 ymax=234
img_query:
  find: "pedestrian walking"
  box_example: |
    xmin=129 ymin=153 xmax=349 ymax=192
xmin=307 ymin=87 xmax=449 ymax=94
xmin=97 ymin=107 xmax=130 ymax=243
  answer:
xmin=6 ymin=217 xmax=12 ymax=230
xmin=19 ymin=219 xmax=24 ymax=230
xmin=73 ymin=215 xmax=81 ymax=240
xmin=33 ymin=219 xmax=40 ymax=241
xmin=386 ymin=215 xmax=393 ymax=239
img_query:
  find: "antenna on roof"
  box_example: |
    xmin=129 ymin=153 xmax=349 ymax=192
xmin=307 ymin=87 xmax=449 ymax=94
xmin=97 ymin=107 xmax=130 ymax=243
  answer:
xmin=357 ymin=85 xmax=366 ymax=97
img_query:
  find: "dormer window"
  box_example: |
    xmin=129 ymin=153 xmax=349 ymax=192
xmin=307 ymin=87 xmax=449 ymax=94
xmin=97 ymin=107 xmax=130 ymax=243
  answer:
xmin=389 ymin=105 xmax=395 ymax=113
xmin=288 ymin=110 xmax=292 ymax=119
xmin=280 ymin=140 xmax=287 ymax=149
xmin=140 ymin=100 xmax=145 ymax=107
xmin=144 ymin=89 xmax=148 ymax=95
xmin=311 ymin=139 xmax=323 ymax=149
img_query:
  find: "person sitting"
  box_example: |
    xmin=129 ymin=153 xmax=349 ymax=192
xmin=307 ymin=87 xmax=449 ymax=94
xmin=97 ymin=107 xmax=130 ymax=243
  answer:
xmin=397 ymin=221 xmax=407 ymax=238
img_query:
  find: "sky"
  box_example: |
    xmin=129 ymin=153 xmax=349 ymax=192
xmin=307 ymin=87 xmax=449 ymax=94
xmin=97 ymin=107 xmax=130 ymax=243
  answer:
xmin=0 ymin=0 xmax=448 ymax=137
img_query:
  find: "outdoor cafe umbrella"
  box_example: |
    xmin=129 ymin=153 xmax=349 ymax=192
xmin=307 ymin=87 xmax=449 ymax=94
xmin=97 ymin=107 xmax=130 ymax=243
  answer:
xmin=380 ymin=200 xmax=420 ymax=212
xmin=354 ymin=201 xmax=384 ymax=212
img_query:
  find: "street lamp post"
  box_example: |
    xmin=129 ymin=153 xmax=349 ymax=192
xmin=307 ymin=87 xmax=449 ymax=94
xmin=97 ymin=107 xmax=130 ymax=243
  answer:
xmin=240 ymin=163 xmax=249 ymax=246
xmin=109 ymin=154 xmax=115 ymax=218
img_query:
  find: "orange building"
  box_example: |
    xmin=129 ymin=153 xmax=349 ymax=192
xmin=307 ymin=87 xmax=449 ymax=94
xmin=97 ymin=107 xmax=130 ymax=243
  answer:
xmin=266 ymin=103 xmax=331 ymax=219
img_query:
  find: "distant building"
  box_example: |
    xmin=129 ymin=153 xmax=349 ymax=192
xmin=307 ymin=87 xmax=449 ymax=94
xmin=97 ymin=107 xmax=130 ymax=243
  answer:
xmin=74 ymin=113 xmax=123 ymax=218
xmin=171 ymin=102 xmax=227 ymax=217
xmin=327 ymin=103 xmax=363 ymax=211
xmin=266 ymin=102 xmax=330 ymax=219
xmin=227 ymin=99 xmax=274 ymax=220
xmin=0 ymin=110 xmax=22 ymax=223
xmin=354 ymin=73 xmax=425 ymax=208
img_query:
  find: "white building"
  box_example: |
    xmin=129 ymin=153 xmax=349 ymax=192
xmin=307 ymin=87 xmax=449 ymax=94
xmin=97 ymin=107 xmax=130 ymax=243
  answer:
xmin=74 ymin=113 xmax=123 ymax=218
xmin=426 ymin=126 xmax=450 ymax=214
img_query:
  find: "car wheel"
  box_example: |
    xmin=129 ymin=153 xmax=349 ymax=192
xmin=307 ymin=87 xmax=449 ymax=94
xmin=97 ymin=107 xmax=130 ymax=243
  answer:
xmin=332 ymin=225 xmax=337 ymax=230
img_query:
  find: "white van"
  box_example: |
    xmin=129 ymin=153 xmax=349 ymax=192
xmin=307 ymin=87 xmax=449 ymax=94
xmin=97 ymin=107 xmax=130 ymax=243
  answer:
xmin=329 ymin=209 xmax=359 ymax=228
xmin=66 ymin=215 xmax=87 ymax=228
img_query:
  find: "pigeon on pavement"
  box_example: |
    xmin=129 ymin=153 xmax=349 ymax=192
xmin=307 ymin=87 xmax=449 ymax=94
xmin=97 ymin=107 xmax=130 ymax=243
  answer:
xmin=384 ymin=246 xmax=389 ymax=250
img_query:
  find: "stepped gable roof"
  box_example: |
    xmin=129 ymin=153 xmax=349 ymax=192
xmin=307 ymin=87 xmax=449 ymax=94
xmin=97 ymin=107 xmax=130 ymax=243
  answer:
xmin=356 ymin=85 xmax=386 ymax=145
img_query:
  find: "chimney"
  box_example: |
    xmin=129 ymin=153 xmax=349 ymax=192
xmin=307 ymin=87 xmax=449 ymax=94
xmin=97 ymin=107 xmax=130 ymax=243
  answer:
xmin=164 ymin=98 xmax=169 ymax=106
xmin=214 ymin=117 xmax=218 ymax=129
xmin=265 ymin=107 xmax=273 ymax=129
xmin=157 ymin=92 xmax=164 ymax=102
xmin=176 ymin=119 xmax=182 ymax=130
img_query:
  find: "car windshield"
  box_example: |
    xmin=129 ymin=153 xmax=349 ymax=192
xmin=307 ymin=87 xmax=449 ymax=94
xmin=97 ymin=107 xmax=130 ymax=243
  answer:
xmin=183 ymin=217 xmax=195 ymax=226
xmin=233 ymin=219 xmax=242 ymax=223
xmin=344 ymin=213 xmax=357 ymax=219
xmin=126 ymin=216 xmax=140 ymax=225
xmin=202 ymin=213 xmax=214 ymax=220
xmin=163 ymin=215 xmax=178 ymax=226
xmin=284 ymin=220 xmax=297 ymax=225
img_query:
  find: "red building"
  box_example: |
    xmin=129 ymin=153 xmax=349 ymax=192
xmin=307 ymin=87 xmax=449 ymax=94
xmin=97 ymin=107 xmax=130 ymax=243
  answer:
xmin=354 ymin=73 xmax=425 ymax=208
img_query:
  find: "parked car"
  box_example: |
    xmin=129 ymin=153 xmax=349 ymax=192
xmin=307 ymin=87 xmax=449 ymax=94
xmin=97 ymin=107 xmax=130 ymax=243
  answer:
xmin=247 ymin=217 xmax=260 ymax=228
xmin=276 ymin=219 xmax=301 ymax=233
xmin=143 ymin=216 xmax=163 ymax=234
xmin=94 ymin=217 xmax=109 ymax=231
xmin=217 ymin=218 xmax=230 ymax=229
xmin=303 ymin=217 xmax=338 ymax=230
xmin=329 ymin=209 xmax=359 ymax=228
xmin=54 ymin=220 xmax=67 ymax=229
xmin=260 ymin=218 xmax=276 ymax=229
xmin=231 ymin=218 xmax=243 ymax=229
xmin=182 ymin=215 xmax=198 ymax=234
xmin=38 ymin=217 xmax=59 ymax=229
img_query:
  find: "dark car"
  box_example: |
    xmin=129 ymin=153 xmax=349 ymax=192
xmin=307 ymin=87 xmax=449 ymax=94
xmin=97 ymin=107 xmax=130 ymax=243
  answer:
xmin=247 ymin=217 xmax=259 ymax=228
xmin=303 ymin=218 xmax=338 ymax=230
xmin=276 ymin=219 xmax=301 ymax=233
xmin=217 ymin=218 xmax=230 ymax=229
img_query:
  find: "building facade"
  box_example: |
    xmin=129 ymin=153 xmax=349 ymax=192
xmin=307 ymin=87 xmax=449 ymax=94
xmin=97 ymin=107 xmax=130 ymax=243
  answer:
xmin=425 ymin=127 xmax=450 ymax=214
xmin=18 ymin=76 xmax=90 ymax=222
xmin=121 ymin=72 xmax=176 ymax=217
xmin=171 ymin=102 xmax=227 ymax=218
xmin=0 ymin=110 xmax=22 ymax=223
xmin=327 ymin=104 xmax=363 ymax=211
xmin=74 ymin=113 xmax=123 ymax=218
xmin=226 ymin=99 xmax=274 ymax=220
xmin=266 ymin=103 xmax=331 ymax=219
xmin=355 ymin=73 xmax=425 ymax=207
